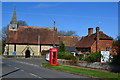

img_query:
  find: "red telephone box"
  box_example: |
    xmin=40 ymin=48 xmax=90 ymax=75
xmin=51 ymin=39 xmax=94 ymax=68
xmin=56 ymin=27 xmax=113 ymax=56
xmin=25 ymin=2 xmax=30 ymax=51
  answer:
xmin=50 ymin=48 xmax=58 ymax=66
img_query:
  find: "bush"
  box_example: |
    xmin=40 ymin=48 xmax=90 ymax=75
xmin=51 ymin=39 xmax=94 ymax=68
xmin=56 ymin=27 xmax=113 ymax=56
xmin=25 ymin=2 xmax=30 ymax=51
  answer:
xmin=84 ymin=56 xmax=91 ymax=62
xmin=65 ymin=54 xmax=78 ymax=65
xmin=90 ymin=52 xmax=101 ymax=62
xmin=83 ymin=52 xmax=101 ymax=62
xmin=58 ymin=52 xmax=78 ymax=65
xmin=79 ymin=54 xmax=84 ymax=61
xmin=58 ymin=52 xmax=65 ymax=59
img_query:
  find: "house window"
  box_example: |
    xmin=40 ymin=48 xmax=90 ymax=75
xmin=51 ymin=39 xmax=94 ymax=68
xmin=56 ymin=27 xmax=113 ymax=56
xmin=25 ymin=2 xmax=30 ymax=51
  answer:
xmin=106 ymin=47 xmax=110 ymax=51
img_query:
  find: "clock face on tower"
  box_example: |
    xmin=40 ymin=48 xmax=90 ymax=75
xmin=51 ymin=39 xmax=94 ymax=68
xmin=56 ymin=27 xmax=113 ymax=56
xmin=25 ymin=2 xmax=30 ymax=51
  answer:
xmin=9 ymin=24 xmax=17 ymax=31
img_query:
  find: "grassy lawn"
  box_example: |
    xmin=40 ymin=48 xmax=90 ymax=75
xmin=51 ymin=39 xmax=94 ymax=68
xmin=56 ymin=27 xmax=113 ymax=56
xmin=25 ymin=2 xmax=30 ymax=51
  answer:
xmin=42 ymin=63 xmax=120 ymax=79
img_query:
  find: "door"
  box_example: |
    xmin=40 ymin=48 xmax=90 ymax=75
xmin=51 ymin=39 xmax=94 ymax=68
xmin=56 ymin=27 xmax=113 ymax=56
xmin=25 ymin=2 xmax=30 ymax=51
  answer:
xmin=25 ymin=50 xmax=30 ymax=58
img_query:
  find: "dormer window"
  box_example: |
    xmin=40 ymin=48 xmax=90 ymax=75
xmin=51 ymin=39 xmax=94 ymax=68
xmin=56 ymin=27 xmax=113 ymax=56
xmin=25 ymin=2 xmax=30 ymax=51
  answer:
xmin=9 ymin=24 xmax=18 ymax=31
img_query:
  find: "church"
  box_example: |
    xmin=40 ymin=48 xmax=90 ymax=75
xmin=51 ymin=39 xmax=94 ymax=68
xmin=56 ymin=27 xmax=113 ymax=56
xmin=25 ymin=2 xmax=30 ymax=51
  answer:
xmin=4 ymin=8 xmax=78 ymax=58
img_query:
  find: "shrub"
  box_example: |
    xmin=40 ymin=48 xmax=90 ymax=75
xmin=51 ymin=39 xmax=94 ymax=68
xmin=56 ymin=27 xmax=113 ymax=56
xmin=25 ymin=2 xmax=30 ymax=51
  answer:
xmin=83 ymin=52 xmax=101 ymax=62
xmin=79 ymin=54 xmax=84 ymax=61
xmin=58 ymin=52 xmax=72 ymax=59
xmin=58 ymin=41 xmax=66 ymax=52
xmin=84 ymin=56 xmax=91 ymax=62
xmin=90 ymin=52 xmax=101 ymax=62
xmin=58 ymin=52 xmax=65 ymax=59
xmin=66 ymin=55 xmax=78 ymax=65
xmin=58 ymin=51 xmax=78 ymax=65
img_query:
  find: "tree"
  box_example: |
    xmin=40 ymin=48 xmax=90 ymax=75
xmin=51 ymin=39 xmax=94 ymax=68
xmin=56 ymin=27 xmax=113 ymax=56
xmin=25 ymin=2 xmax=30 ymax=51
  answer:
xmin=17 ymin=20 xmax=28 ymax=26
xmin=58 ymin=41 xmax=66 ymax=52
xmin=2 ymin=26 xmax=8 ymax=54
xmin=112 ymin=35 xmax=120 ymax=54
xmin=111 ymin=36 xmax=120 ymax=65
xmin=110 ymin=36 xmax=120 ymax=72
xmin=58 ymin=30 xmax=81 ymax=40
xmin=58 ymin=30 xmax=76 ymax=36
xmin=0 ymin=30 xmax=2 ymax=54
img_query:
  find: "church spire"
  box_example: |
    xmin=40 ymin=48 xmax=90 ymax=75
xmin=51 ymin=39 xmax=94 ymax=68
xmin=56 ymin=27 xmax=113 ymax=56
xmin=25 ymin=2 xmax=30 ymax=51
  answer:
xmin=10 ymin=8 xmax=17 ymax=24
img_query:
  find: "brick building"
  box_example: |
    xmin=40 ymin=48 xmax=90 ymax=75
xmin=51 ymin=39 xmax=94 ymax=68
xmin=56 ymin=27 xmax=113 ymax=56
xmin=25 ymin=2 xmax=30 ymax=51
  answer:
xmin=76 ymin=27 xmax=114 ymax=54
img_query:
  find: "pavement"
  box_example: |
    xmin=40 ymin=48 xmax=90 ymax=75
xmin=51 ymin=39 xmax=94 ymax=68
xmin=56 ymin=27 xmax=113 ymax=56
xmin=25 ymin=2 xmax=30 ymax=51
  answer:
xmin=1 ymin=58 xmax=98 ymax=80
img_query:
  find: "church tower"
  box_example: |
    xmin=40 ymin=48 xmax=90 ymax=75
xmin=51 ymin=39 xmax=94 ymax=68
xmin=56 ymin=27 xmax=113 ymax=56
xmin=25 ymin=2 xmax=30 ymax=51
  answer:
xmin=9 ymin=8 xmax=18 ymax=31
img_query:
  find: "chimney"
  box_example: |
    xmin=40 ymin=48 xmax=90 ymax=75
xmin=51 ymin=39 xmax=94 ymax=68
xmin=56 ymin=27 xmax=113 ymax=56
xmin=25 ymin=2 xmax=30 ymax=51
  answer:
xmin=96 ymin=27 xmax=100 ymax=52
xmin=81 ymin=36 xmax=85 ymax=39
xmin=88 ymin=28 xmax=93 ymax=36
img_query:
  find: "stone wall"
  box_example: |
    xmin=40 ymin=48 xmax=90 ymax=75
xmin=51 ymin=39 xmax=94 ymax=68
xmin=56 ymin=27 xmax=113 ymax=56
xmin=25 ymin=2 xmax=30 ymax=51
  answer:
xmin=8 ymin=44 xmax=14 ymax=55
xmin=58 ymin=59 xmax=110 ymax=70
xmin=77 ymin=62 xmax=110 ymax=70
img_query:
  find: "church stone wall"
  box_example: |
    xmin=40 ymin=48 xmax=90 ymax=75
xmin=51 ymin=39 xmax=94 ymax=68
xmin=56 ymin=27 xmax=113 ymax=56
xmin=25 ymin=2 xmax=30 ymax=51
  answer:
xmin=4 ymin=44 xmax=52 ymax=56
xmin=16 ymin=45 xmax=39 ymax=56
xmin=16 ymin=45 xmax=27 ymax=55
xmin=8 ymin=44 xmax=14 ymax=55
xmin=41 ymin=45 xmax=52 ymax=51
xmin=29 ymin=45 xmax=39 ymax=56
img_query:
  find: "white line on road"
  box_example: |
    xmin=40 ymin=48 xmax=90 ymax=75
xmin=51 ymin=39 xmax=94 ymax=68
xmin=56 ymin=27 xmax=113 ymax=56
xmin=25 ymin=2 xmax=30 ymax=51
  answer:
xmin=29 ymin=73 xmax=42 ymax=78
xmin=20 ymin=70 xmax=24 ymax=72
xmin=14 ymin=67 xmax=19 ymax=69
xmin=7 ymin=65 xmax=12 ymax=67
xmin=16 ymin=61 xmax=39 ymax=67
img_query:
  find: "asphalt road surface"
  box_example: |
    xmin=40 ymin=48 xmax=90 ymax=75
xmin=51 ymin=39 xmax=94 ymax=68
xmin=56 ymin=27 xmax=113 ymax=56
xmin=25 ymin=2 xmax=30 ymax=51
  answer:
xmin=1 ymin=58 xmax=97 ymax=80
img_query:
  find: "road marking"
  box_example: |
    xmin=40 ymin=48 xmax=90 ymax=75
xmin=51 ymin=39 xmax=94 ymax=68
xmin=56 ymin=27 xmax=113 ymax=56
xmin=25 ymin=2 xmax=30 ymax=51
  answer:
xmin=8 ymin=65 xmax=12 ymax=67
xmin=14 ymin=67 xmax=19 ymax=69
xmin=16 ymin=61 xmax=39 ymax=67
xmin=29 ymin=73 xmax=42 ymax=78
xmin=20 ymin=70 xmax=24 ymax=72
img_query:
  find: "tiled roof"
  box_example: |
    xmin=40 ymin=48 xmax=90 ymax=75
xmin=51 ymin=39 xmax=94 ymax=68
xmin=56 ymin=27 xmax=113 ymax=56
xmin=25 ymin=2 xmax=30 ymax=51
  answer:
xmin=76 ymin=31 xmax=113 ymax=48
xmin=6 ymin=26 xmax=59 ymax=45
xmin=58 ymin=36 xmax=78 ymax=47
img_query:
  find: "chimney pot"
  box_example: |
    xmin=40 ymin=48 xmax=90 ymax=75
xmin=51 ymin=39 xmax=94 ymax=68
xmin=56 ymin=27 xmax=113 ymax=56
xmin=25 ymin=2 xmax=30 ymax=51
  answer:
xmin=96 ymin=27 xmax=100 ymax=33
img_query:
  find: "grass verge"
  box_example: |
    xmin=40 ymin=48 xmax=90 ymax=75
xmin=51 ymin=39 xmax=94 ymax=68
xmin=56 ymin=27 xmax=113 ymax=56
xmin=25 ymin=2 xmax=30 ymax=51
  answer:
xmin=42 ymin=63 xmax=120 ymax=79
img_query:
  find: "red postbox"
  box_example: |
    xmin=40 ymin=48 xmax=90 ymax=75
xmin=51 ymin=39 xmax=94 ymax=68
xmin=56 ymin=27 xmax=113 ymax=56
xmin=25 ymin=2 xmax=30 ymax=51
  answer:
xmin=50 ymin=48 xmax=58 ymax=66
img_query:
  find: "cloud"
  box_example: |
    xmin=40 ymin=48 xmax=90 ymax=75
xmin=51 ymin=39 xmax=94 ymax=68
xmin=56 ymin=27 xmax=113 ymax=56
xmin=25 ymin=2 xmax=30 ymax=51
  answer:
xmin=34 ymin=3 xmax=62 ymax=8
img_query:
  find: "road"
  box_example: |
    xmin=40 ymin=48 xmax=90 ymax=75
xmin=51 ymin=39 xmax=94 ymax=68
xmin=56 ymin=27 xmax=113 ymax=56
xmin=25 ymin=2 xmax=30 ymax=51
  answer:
xmin=1 ymin=58 xmax=96 ymax=80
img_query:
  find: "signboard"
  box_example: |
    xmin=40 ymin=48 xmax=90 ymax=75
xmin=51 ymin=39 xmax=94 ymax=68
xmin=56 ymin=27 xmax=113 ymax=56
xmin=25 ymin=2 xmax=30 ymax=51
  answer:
xmin=12 ymin=52 xmax=16 ymax=55
xmin=101 ymin=51 xmax=110 ymax=63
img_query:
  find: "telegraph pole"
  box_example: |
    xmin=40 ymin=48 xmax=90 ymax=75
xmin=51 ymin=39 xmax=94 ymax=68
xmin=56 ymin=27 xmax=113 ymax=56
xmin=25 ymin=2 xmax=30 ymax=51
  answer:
xmin=53 ymin=21 xmax=56 ymax=47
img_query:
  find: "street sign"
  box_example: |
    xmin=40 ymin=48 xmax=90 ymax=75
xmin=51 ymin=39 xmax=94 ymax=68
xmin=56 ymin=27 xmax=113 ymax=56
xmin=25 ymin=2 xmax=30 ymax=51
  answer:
xmin=101 ymin=51 xmax=110 ymax=63
xmin=12 ymin=52 xmax=16 ymax=55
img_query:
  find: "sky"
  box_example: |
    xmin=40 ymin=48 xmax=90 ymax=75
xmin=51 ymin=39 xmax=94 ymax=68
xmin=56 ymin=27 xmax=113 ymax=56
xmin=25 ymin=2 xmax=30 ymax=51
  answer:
xmin=2 ymin=2 xmax=118 ymax=39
